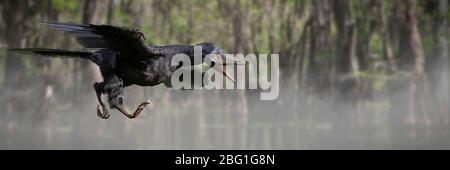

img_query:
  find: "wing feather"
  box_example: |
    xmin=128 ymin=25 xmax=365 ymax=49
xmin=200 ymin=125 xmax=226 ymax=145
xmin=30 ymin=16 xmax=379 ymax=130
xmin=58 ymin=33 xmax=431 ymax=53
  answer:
xmin=43 ymin=22 xmax=154 ymax=58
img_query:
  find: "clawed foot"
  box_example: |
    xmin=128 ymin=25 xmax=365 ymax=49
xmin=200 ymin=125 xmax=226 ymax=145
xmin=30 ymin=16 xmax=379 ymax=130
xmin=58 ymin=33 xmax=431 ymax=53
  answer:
xmin=129 ymin=99 xmax=152 ymax=119
xmin=96 ymin=99 xmax=152 ymax=119
xmin=139 ymin=99 xmax=153 ymax=109
xmin=96 ymin=104 xmax=110 ymax=119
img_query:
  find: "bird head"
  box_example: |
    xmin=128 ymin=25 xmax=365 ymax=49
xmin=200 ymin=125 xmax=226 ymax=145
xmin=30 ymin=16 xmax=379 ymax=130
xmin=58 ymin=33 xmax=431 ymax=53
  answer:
xmin=197 ymin=43 xmax=241 ymax=83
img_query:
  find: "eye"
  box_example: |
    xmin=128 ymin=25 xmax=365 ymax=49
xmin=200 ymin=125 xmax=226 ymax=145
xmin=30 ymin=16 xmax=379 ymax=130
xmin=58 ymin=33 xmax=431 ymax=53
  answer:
xmin=210 ymin=61 xmax=216 ymax=68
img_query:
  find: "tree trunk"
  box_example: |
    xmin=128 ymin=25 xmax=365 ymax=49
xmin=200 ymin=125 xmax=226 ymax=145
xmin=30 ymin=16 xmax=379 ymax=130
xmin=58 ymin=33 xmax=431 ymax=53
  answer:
xmin=356 ymin=0 xmax=380 ymax=71
xmin=2 ymin=1 xmax=27 ymax=87
xmin=81 ymin=0 xmax=101 ymax=83
xmin=380 ymin=0 xmax=397 ymax=74
xmin=333 ymin=0 xmax=359 ymax=101
xmin=436 ymin=0 xmax=449 ymax=123
xmin=332 ymin=0 xmax=361 ymax=133
xmin=231 ymin=0 xmax=248 ymax=149
xmin=394 ymin=0 xmax=429 ymax=126
xmin=82 ymin=0 xmax=99 ymax=24
xmin=437 ymin=0 xmax=449 ymax=123
xmin=1 ymin=0 xmax=39 ymax=114
xmin=107 ymin=0 xmax=115 ymax=25
xmin=77 ymin=0 xmax=101 ymax=106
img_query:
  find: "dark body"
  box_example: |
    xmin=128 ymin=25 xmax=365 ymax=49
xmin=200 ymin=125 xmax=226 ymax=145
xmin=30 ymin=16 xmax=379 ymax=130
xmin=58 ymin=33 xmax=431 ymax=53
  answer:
xmin=10 ymin=23 xmax=226 ymax=119
xmin=104 ymin=44 xmax=214 ymax=87
xmin=101 ymin=47 xmax=174 ymax=88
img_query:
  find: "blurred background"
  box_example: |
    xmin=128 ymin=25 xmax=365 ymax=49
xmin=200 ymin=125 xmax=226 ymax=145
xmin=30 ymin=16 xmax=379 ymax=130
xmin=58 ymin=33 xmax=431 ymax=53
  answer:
xmin=0 ymin=0 xmax=449 ymax=149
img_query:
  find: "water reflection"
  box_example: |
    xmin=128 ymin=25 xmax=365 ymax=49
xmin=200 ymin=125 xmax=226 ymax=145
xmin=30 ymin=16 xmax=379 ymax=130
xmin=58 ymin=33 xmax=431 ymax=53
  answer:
xmin=1 ymin=84 xmax=449 ymax=150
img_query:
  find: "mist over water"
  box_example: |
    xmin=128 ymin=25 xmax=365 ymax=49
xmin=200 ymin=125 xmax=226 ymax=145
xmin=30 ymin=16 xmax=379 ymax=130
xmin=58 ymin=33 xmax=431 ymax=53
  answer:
xmin=0 ymin=63 xmax=448 ymax=150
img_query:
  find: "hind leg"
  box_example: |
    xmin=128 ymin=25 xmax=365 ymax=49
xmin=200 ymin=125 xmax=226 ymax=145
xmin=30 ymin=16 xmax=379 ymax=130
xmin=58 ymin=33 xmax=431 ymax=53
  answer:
xmin=94 ymin=82 xmax=110 ymax=119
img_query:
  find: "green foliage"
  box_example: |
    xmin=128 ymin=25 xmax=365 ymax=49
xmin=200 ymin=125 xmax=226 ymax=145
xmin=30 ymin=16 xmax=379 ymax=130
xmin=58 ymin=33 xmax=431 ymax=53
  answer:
xmin=52 ymin=0 xmax=78 ymax=12
xmin=370 ymin=34 xmax=382 ymax=56
xmin=358 ymin=70 xmax=388 ymax=93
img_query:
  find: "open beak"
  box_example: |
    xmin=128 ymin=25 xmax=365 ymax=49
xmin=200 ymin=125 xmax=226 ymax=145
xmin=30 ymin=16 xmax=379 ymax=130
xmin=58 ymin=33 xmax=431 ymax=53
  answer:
xmin=214 ymin=64 xmax=235 ymax=83
xmin=206 ymin=54 xmax=237 ymax=83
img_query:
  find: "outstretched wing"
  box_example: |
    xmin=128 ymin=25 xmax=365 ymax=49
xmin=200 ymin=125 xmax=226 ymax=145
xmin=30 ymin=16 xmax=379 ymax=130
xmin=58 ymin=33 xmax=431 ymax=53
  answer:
xmin=9 ymin=48 xmax=92 ymax=58
xmin=44 ymin=22 xmax=155 ymax=58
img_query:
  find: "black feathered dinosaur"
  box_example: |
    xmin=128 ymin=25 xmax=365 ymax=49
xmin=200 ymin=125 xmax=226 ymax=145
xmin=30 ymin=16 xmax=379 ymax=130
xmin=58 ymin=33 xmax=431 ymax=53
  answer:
xmin=9 ymin=22 xmax=235 ymax=119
